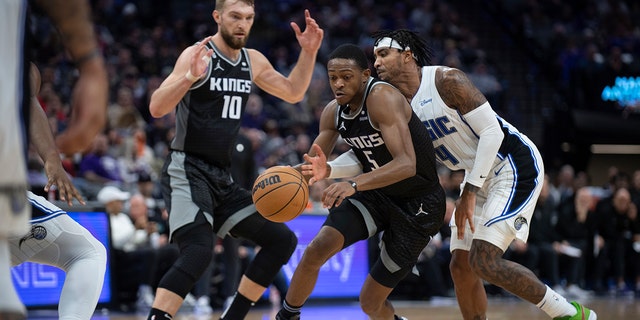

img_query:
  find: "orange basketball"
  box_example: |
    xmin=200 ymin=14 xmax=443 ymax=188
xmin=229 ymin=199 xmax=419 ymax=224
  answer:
xmin=252 ymin=166 xmax=309 ymax=222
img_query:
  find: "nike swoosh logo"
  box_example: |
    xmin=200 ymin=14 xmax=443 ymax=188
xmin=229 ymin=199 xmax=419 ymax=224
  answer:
xmin=494 ymin=164 xmax=506 ymax=176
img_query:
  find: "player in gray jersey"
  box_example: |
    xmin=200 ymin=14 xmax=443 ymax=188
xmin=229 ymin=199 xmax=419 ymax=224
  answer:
xmin=316 ymin=30 xmax=595 ymax=320
xmin=276 ymin=44 xmax=445 ymax=320
xmin=146 ymin=1 xmax=323 ymax=319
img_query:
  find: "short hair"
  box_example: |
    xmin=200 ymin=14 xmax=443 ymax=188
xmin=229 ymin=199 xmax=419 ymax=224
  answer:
xmin=372 ymin=29 xmax=434 ymax=67
xmin=216 ymin=0 xmax=254 ymax=11
xmin=328 ymin=44 xmax=370 ymax=70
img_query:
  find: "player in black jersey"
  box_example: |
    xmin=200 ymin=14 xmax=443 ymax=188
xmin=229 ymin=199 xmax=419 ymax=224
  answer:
xmin=275 ymin=44 xmax=445 ymax=320
xmin=146 ymin=1 xmax=323 ymax=319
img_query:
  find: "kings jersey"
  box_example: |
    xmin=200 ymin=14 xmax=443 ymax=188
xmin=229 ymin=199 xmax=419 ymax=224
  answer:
xmin=171 ymin=41 xmax=253 ymax=168
xmin=335 ymin=78 xmax=440 ymax=198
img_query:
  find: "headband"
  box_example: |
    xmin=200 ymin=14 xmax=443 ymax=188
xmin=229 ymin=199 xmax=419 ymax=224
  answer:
xmin=373 ymin=37 xmax=409 ymax=52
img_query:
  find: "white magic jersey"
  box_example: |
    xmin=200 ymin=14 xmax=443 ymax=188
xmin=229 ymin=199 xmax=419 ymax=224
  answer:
xmin=412 ymin=66 xmax=527 ymax=172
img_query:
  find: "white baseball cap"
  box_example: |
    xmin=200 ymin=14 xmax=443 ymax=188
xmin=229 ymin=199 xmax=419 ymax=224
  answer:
xmin=97 ymin=186 xmax=130 ymax=204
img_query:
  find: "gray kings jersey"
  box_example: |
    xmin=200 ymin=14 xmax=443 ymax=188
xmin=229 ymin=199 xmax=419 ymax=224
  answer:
xmin=171 ymin=41 xmax=252 ymax=168
xmin=335 ymin=78 xmax=440 ymax=198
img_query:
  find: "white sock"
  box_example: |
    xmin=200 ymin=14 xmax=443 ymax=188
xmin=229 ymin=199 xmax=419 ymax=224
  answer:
xmin=536 ymin=285 xmax=577 ymax=318
xmin=0 ymin=239 xmax=26 ymax=314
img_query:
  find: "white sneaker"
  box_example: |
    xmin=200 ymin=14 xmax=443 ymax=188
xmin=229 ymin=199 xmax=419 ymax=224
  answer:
xmin=566 ymin=284 xmax=592 ymax=298
xmin=194 ymin=296 xmax=213 ymax=315
xmin=136 ymin=285 xmax=155 ymax=309
xmin=183 ymin=293 xmax=197 ymax=307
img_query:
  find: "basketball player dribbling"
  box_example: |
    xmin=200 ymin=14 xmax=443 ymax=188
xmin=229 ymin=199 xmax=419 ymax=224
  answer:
xmin=146 ymin=1 xmax=323 ymax=319
xmin=306 ymin=29 xmax=596 ymax=320
xmin=276 ymin=44 xmax=446 ymax=320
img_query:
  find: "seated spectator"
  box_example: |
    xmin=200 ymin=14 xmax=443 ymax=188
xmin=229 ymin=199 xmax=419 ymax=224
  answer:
xmin=556 ymin=187 xmax=597 ymax=297
xmin=76 ymin=134 xmax=124 ymax=199
xmin=593 ymin=186 xmax=638 ymax=294
xmin=98 ymin=186 xmax=179 ymax=310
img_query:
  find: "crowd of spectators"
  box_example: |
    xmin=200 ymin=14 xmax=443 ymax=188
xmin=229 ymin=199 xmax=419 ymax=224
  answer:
xmin=23 ymin=0 xmax=640 ymax=308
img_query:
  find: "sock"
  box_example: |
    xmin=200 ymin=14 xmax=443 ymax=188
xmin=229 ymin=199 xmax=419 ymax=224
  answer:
xmin=278 ymin=299 xmax=302 ymax=317
xmin=536 ymin=285 xmax=577 ymax=318
xmin=219 ymin=292 xmax=254 ymax=320
xmin=0 ymin=240 xmax=26 ymax=314
xmin=147 ymin=307 xmax=172 ymax=320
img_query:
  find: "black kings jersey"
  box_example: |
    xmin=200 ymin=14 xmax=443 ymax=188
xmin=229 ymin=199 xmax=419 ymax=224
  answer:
xmin=336 ymin=78 xmax=440 ymax=198
xmin=171 ymin=41 xmax=252 ymax=168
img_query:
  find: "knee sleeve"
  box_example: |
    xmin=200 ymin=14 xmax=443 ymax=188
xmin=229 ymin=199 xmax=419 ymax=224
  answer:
xmin=158 ymin=222 xmax=213 ymax=297
xmin=244 ymin=222 xmax=297 ymax=287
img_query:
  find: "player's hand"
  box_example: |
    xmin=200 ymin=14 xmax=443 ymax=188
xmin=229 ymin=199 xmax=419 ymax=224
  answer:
xmin=43 ymin=160 xmax=85 ymax=206
xmin=290 ymin=9 xmax=324 ymax=53
xmin=455 ymin=191 xmax=476 ymax=240
xmin=321 ymin=181 xmax=355 ymax=208
xmin=56 ymin=57 xmax=108 ymax=155
xmin=188 ymin=36 xmax=213 ymax=81
xmin=301 ymin=144 xmax=328 ymax=185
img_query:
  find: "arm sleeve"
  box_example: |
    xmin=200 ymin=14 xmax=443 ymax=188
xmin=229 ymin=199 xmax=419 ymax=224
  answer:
xmin=327 ymin=149 xmax=363 ymax=179
xmin=464 ymin=102 xmax=504 ymax=188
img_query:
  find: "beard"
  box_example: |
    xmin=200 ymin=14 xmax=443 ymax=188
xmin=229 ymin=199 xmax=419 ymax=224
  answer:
xmin=220 ymin=26 xmax=249 ymax=50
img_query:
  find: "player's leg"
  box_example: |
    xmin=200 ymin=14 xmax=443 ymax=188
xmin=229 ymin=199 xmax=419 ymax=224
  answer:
xmin=219 ymin=212 xmax=297 ymax=320
xmin=276 ymin=202 xmax=370 ymax=320
xmin=26 ymin=214 xmax=107 ymax=320
xmin=1 ymin=189 xmax=30 ymax=319
xmin=149 ymin=213 xmax=214 ymax=319
xmin=449 ymin=248 xmax=487 ymax=320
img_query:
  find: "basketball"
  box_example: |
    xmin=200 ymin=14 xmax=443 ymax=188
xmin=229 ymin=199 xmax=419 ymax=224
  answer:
xmin=252 ymin=166 xmax=309 ymax=223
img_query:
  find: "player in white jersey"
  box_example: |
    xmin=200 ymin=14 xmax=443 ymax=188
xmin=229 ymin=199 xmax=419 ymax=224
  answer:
xmin=1 ymin=0 xmax=107 ymax=311
xmin=5 ymin=63 xmax=108 ymax=320
xmin=303 ymin=30 xmax=595 ymax=320
xmin=373 ymin=29 xmax=596 ymax=320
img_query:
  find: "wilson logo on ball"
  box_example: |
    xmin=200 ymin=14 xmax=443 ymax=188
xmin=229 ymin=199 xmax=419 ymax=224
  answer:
xmin=252 ymin=166 xmax=309 ymax=223
xmin=252 ymin=174 xmax=282 ymax=195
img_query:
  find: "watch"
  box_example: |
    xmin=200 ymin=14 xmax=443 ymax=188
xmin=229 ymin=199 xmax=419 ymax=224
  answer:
xmin=348 ymin=180 xmax=358 ymax=192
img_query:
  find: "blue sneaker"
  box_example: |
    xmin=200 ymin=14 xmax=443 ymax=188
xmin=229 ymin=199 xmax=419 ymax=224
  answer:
xmin=553 ymin=301 xmax=597 ymax=320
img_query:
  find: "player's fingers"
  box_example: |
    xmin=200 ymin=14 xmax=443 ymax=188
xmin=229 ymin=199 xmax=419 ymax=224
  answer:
xmin=468 ymin=215 xmax=475 ymax=234
xmin=290 ymin=22 xmax=301 ymax=36
xmin=308 ymin=176 xmax=317 ymax=186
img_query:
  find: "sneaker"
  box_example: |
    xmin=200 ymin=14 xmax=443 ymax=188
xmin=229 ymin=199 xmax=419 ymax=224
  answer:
xmin=566 ymin=285 xmax=592 ymax=298
xmin=183 ymin=293 xmax=197 ymax=307
xmin=194 ymin=296 xmax=213 ymax=315
xmin=275 ymin=309 xmax=300 ymax=320
xmin=553 ymin=301 xmax=597 ymax=320
xmin=136 ymin=285 xmax=155 ymax=309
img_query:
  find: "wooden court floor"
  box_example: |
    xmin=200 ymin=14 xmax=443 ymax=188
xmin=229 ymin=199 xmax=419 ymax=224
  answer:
xmin=27 ymin=295 xmax=640 ymax=319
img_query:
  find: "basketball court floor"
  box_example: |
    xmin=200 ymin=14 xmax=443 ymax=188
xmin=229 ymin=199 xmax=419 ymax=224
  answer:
xmin=27 ymin=295 xmax=640 ymax=319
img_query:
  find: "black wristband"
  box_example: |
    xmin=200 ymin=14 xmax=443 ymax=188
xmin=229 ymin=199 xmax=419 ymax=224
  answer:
xmin=348 ymin=180 xmax=357 ymax=192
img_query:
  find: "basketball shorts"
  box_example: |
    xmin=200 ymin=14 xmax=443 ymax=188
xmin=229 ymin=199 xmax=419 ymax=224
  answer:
xmin=162 ymin=151 xmax=256 ymax=239
xmin=450 ymin=144 xmax=544 ymax=253
xmin=326 ymin=187 xmax=445 ymax=273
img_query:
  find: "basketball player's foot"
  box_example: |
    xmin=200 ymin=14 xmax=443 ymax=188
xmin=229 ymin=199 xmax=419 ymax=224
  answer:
xmin=553 ymin=301 xmax=597 ymax=320
xmin=275 ymin=309 xmax=300 ymax=320
xmin=394 ymin=316 xmax=408 ymax=320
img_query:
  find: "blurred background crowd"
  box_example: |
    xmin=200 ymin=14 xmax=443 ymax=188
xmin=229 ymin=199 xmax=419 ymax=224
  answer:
xmin=24 ymin=0 xmax=640 ymax=313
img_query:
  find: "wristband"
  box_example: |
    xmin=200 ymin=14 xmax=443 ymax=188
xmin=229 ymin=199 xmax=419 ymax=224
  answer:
xmin=185 ymin=70 xmax=200 ymax=82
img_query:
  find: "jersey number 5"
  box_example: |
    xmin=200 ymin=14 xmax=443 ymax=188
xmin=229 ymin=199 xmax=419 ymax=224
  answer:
xmin=222 ymin=95 xmax=242 ymax=119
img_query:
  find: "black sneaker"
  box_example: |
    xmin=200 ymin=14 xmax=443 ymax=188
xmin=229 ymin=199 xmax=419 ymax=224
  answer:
xmin=275 ymin=309 xmax=300 ymax=320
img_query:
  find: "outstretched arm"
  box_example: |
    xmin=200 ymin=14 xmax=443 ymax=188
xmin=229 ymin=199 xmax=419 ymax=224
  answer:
xmin=250 ymin=9 xmax=324 ymax=103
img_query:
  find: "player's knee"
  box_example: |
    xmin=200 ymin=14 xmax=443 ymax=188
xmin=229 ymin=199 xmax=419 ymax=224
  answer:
xmin=253 ymin=223 xmax=297 ymax=265
xmin=301 ymin=230 xmax=342 ymax=268
xmin=449 ymin=249 xmax=472 ymax=281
